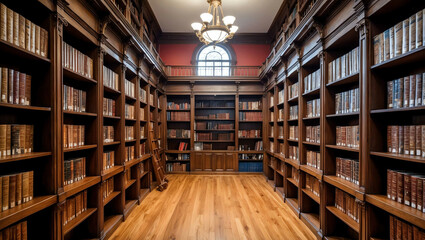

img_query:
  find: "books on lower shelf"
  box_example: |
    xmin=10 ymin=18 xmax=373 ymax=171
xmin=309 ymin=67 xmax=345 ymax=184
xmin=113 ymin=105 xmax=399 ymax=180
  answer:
xmin=103 ymin=66 xmax=119 ymax=91
xmin=124 ymin=170 xmax=131 ymax=186
xmin=125 ymin=126 xmax=134 ymax=141
xmin=63 ymin=85 xmax=86 ymax=113
xmin=195 ymin=122 xmax=233 ymax=130
xmin=336 ymin=125 xmax=360 ymax=148
xmin=305 ymin=174 xmax=320 ymax=197
xmin=195 ymin=132 xmax=234 ymax=141
xmin=64 ymin=124 xmax=85 ymax=149
xmin=178 ymin=142 xmax=188 ymax=151
xmin=103 ymin=98 xmax=116 ymax=117
xmin=306 ymin=150 xmax=321 ymax=170
xmin=102 ymin=177 xmax=114 ymax=201
xmin=238 ymin=141 xmax=263 ymax=151
xmin=269 ymin=157 xmax=277 ymax=169
xmin=389 ymin=215 xmax=425 ymax=239
xmin=289 ymin=125 xmax=299 ymax=140
xmin=239 ymin=112 xmax=262 ymax=121
xmin=0 ymin=67 xmax=31 ymax=105
xmin=336 ymin=157 xmax=359 ymax=185
xmin=239 ymin=162 xmax=263 ymax=172
xmin=374 ymin=9 xmax=425 ymax=65
xmin=139 ymin=88 xmax=146 ymax=103
xmin=196 ymin=113 xmax=230 ymax=120
xmin=63 ymin=190 xmax=87 ymax=226
xmin=167 ymin=101 xmax=190 ymax=110
xmin=0 ymin=124 xmax=33 ymax=157
xmin=166 ymin=153 xmax=190 ymax=161
xmin=270 ymin=111 xmax=274 ymax=122
xmin=1 ymin=171 xmax=33 ymax=211
xmin=289 ymin=82 xmax=299 ymax=99
xmin=278 ymin=89 xmax=284 ymax=104
xmin=306 ymin=125 xmax=320 ymax=143
xmin=167 ymin=112 xmax=189 ymax=121
xmin=0 ymin=221 xmax=27 ymax=240
xmin=387 ymin=169 xmax=425 ymax=211
xmin=124 ymin=146 xmax=134 ymax=162
xmin=239 ymin=101 xmax=261 ymax=110
xmin=125 ymin=104 xmax=135 ymax=119
xmin=64 ymin=157 xmax=86 ymax=186
xmin=289 ymin=105 xmax=298 ymax=120
xmin=387 ymin=125 xmax=425 ymax=156
xmin=103 ymin=151 xmax=114 ymax=171
xmin=238 ymin=130 xmax=261 ymax=138
xmin=269 ymin=142 xmax=274 ymax=152
xmin=292 ymin=167 xmax=299 ymax=183
xmin=140 ymin=143 xmax=146 ymax=155
xmin=306 ymin=99 xmax=320 ymax=118
xmin=167 ymin=129 xmax=190 ymax=138
xmin=124 ymin=79 xmax=135 ymax=98
xmin=195 ymin=101 xmax=234 ymax=108
xmin=335 ymin=188 xmax=360 ymax=223
xmin=328 ymin=47 xmax=359 ymax=83
xmin=166 ymin=162 xmax=187 ymax=172
xmin=289 ymin=146 xmax=299 ymax=162
xmin=0 ymin=3 xmax=48 ymax=57
xmin=149 ymin=93 xmax=153 ymax=105
xmin=62 ymin=42 xmax=93 ymax=78
xmin=335 ymin=88 xmax=360 ymax=114
xmin=239 ymin=153 xmax=263 ymax=160
xmin=140 ymin=126 xmax=145 ymax=139
xmin=194 ymin=142 xmax=212 ymax=151
xmin=304 ymin=69 xmax=321 ymax=93
xmin=279 ymin=143 xmax=284 ymax=155
xmin=387 ymin=73 xmax=425 ymax=109
xmin=278 ymin=126 xmax=283 ymax=138
xmin=103 ymin=126 xmax=114 ymax=143
xmin=278 ymin=109 xmax=284 ymax=121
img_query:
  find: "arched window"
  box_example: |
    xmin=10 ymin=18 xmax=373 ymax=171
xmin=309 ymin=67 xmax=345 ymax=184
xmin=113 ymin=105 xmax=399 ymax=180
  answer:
xmin=197 ymin=45 xmax=231 ymax=76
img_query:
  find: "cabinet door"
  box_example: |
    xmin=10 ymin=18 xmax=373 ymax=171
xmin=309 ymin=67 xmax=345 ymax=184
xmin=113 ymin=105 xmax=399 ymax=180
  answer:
xmin=225 ymin=153 xmax=237 ymax=171
xmin=203 ymin=153 xmax=213 ymax=171
xmin=214 ymin=153 xmax=225 ymax=171
xmin=193 ymin=152 xmax=203 ymax=171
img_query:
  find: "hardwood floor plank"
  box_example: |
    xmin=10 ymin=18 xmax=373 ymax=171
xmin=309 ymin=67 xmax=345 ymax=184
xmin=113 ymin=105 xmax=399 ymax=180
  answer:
xmin=110 ymin=174 xmax=316 ymax=240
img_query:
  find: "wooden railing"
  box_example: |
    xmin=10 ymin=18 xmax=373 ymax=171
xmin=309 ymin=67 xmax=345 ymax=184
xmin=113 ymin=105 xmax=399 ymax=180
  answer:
xmin=142 ymin=33 xmax=167 ymax=73
xmin=166 ymin=65 xmax=261 ymax=77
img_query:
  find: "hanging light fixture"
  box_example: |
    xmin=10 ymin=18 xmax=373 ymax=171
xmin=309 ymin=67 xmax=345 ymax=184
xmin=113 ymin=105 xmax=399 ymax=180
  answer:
xmin=191 ymin=0 xmax=238 ymax=45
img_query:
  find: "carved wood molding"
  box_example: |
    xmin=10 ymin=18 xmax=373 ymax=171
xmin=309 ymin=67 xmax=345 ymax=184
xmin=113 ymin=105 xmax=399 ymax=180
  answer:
xmin=355 ymin=18 xmax=369 ymax=40
xmin=54 ymin=13 xmax=68 ymax=38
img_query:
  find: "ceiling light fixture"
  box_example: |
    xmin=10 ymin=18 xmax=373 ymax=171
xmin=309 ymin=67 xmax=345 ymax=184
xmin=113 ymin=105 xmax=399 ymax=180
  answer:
xmin=191 ymin=0 xmax=238 ymax=45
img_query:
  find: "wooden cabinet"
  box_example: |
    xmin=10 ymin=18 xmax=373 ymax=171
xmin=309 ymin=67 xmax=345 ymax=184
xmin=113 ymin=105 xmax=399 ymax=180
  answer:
xmin=191 ymin=152 xmax=237 ymax=171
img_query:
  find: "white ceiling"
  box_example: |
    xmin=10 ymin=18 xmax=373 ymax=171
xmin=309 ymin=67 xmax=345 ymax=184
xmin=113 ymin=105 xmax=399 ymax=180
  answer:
xmin=148 ymin=0 xmax=283 ymax=33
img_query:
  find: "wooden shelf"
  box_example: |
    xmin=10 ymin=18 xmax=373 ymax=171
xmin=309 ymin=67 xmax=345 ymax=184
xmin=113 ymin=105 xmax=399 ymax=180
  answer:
xmin=166 ymin=109 xmax=190 ymax=111
xmin=302 ymin=189 xmax=320 ymax=204
xmin=63 ymin=208 xmax=97 ymax=235
xmin=285 ymin=158 xmax=300 ymax=169
xmin=167 ymin=120 xmax=191 ymax=123
xmin=195 ymin=107 xmax=235 ymax=110
xmin=63 ymin=67 xmax=97 ymax=84
xmin=64 ymin=110 xmax=97 ymax=117
xmin=371 ymin=106 xmax=425 ymax=115
xmin=140 ymin=171 xmax=149 ymax=179
xmin=195 ymin=119 xmax=235 ymax=121
xmin=287 ymin=139 xmax=299 ymax=143
xmin=124 ymin=199 xmax=138 ymax=217
xmin=167 ymin=137 xmax=191 ymax=140
xmin=195 ymin=129 xmax=235 ymax=132
xmin=303 ymin=116 xmax=320 ymax=121
xmin=238 ymin=150 xmax=263 ymax=154
xmin=326 ymin=72 xmax=359 ymax=88
xmin=103 ymin=192 xmax=121 ymax=206
xmin=60 ymin=176 xmax=101 ymax=202
xmin=194 ymin=140 xmax=234 ymax=142
xmin=124 ymin=158 xmax=141 ymax=170
xmin=239 ymin=109 xmax=262 ymax=112
xmin=302 ymin=88 xmax=320 ymax=97
xmin=286 ymin=198 xmax=300 ymax=215
xmin=324 ymin=175 xmax=364 ymax=201
xmin=326 ymin=206 xmax=360 ymax=233
xmin=0 ymin=38 xmax=51 ymax=63
xmin=64 ymin=145 xmax=97 ymax=153
xmin=0 ymin=152 xmax=52 ymax=164
xmin=288 ymin=96 xmax=299 ymax=103
xmin=287 ymin=177 xmax=299 ymax=187
xmin=102 ymin=166 xmax=124 ymax=181
xmin=125 ymin=95 xmax=137 ymax=102
xmin=104 ymin=85 xmax=121 ymax=95
xmin=239 ymin=120 xmax=263 ymax=123
xmin=300 ymin=165 xmax=322 ymax=180
xmin=0 ymin=195 xmax=57 ymax=229
xmin=165 ymin=150 xmax=191 ymax=153
xmin=303 ymin=141 xmax=320 ymax=147
xmin=125 ymin=179 xmax=137 ymax=190
xmin=104 ymin=141 xmax=120 ymax=146
xmin=326 ymin=145 xmax=359 ymax=153
xmin=301 ymin=212 xmax=321 ymax=238
xmin=103 ymin=215 xmax=123 ymax=240
xmin=366 ymin=194 xmax=425 ymax=229
xmin=370 ymin=151 xmax=425 ymax=164
xmin=239 ymin=137 xmax=262 ymax=140
xmin=104 ymin=115 xmax=121 ymax=120
xmin=0 ymin=102 xmax=51 ymax=112
xmin=287 ymin=118 xmax=299 ymax=123
xmin=326 ymin=112 xmax=359 ymax=118
xmin=371 ymin=45 xmax=425 ymax=71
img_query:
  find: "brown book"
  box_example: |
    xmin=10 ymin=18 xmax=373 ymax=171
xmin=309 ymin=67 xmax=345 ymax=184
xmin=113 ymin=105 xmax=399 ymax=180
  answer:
xmin=397 ymin=172 xmax=404 ymax=203
xmin=18 ymin=72 xmax=25 ymax=105
xmin=6 ymin=125 xmax=11 ymax=156
xmin=391 ymin=170 xmax=398 ymax=201
xmin=2 ymin=175 xmax=8 ymax=211
xmin=13 ymin=69 xmax=19 ymax=104
xmin=390 ymin=215 xmax=395 ymax=240
xmin=416 ymin=125 xmax=422 ymax=156
xmin=16 ymin=173 xmax=22 ymax=205
xmin=25 ymin=74 xmax=30 ymax=105
xmin=422 ymin=126 xmax=425 ymax=158
xmin=16 ymin=221 xmax=21 ymax=240
xmin=24 ymin=19 xmax=30 ymax=51
xmin=27 ymin=125 xmax=33 ymax=153
xmin=383 ymin=29 xmax=390 ymax=61
xmin=417 ymin=10 xmax=423 ymax=48
xmin=410 ymin=126 xmax=416 ymax=155
xmin=0 ymin=125 xmax=5 ymax=157
xmin=35 ymin=25 xmax=40 ymax=55
xmin=12 ymin=12 xmax=18 ymax=46
xmin=387 ymin=169 xmax=393 ymax=199
xmin=399 ymin=126 xmax=404 ymax=154
xmin=22 ymin=221 xmax=27 ymax=240
xmin=410 ymin=75 xmax=416 ymax=107
xmin=28 ymin=171 xmax=33 ymax=201
xmin=394 ymin=21 xmax=403 ymax=57
xmin=410 ymin=14 xmax=416 ymax=51
xmin=1 ymin=67 xmax=6 ymax=103
xmin=373 ymin=34 xmax=381 ymax=65
xmin=404 ymin=126 xmax=410 ymax=155
xmin=402 ymin=19 xmax=410 ymax=54
xmin=387 ymin=126 xmax=392 ymax=152
xmin=11 ymin=125 xmax=20 ymax=155
xmin=388 ymin=81 xmax=393 ymax=108
xmin=418 ymin=177 xmax=424 ymax=211
xmin=8 ymin=69 xmax=13 ymax=104
xmin=30 ymin=22 xmax=35 ymax=53
xmin=404 ymin=174 xmax=411 ymax=206
xmin=9 ymin=174 xmax=16 ymax=208
xmin=416 ymin=74 xmax=422 ymax=106
xmin=0 ymin=3 xmax=6 ymax=41
xmin=18 ymin=14 xmax=24 ymax=48
xmin=22 ymin=171 xmax=28 ymax=203
xmin=6 ymin=7 xmax=12 ymax=43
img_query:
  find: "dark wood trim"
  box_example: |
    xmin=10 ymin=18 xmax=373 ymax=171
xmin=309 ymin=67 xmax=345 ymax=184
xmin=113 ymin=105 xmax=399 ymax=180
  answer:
xmin=158 ymin=32 xmax=271 ymax=45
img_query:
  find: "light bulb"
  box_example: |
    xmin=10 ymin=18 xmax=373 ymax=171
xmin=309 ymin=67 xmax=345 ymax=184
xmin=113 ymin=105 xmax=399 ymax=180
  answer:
xmin=230 ymin=25 xmax=238 ymax=33
xmin=223 ymin=16 xmax=236 ymax=26
xmin=200 ymin=13 xmax=213 ymax=24
xmin=191 ymin=22 xmax=203 ymax=31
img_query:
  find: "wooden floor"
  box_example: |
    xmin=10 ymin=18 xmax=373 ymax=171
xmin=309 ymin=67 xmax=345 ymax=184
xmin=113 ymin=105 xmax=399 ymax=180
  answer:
xmin=110 ymin=174 xmax=316 ymax=240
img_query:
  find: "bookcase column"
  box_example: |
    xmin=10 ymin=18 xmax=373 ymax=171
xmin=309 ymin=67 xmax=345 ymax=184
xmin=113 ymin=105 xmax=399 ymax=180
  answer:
xmin=55 ymin=201 xmax=66 ymax=240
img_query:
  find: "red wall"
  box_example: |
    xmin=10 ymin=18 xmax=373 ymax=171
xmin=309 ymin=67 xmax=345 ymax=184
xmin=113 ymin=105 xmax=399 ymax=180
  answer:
xmin=159 ymin=43 xmax=270 ymax=66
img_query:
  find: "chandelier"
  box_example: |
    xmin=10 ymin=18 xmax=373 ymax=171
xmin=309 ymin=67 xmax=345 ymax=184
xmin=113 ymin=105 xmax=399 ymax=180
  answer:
xmin=191 ymin=0 xmax=238 ymax=45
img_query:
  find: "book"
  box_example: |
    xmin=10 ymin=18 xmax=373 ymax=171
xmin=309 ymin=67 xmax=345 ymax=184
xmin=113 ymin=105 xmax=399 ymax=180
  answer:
xmin=0 ymin=221 xmax=28 ymax=240
xmin=336 ymin=157 xmax=359 ymax=185
xmin=328 ymin=47 xmax=359 ymax=83
xmin=103 ymin=151 xmax=115 ymax=170
xmin=288 ymin=82 xmax=299 ymax=99
xmin=306 ymin=98 xmax=320 ymax=118
xmin=62 ymin=190 xmax=88 ymax=226
xmin=124 ymin=79 xmax=135 ymax=98
xmin=64 ymin=158 xmax=86 ymax=186
xmin=387 ymin=125 xmax=425 ymax=156
xmin=335 ymin=88 xmax=359 ymax=114
xmin=63 ymin=85 xmax=87 ymax=112
xmin=304 ymin=69 xmax=321 ymax=93
xmin=103 ymin=66 xmax=119 ymax=91
xmin=335 ymin=188 xmax=359 ymax=223
xmin=306 ymin=150 xmax=321 ymax=170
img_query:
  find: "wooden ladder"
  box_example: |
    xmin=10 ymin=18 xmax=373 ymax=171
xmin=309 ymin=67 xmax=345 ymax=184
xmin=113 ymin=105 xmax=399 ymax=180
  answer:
xmin=148 ymin=129 xmax=168 ymax=191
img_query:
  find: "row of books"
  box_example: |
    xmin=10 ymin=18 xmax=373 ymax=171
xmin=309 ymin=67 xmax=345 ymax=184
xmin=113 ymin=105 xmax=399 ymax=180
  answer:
xmin=166 ymin=153 xmax=190 ymax=161
xmin=239 ymin=162 xmax=263 ymax=172
xmin=374 ymin=9 xmax=425 ymax=65
xmin=103 ymin=66 xmax=119 ymax=91
xmin=278 ymin=89 xmax=284 ymax=104
xmin=102 ymin=178 xmax=114 ymax=201
xmin=335 ymin=188 xmax=360 ymax=223
xmin=279 ymin=143 xmax=284 ymax=155
xmin=64 ymin=157 xmax=86 ymax=186
xmin=0 ymin=221 xmax=27 ymax=240
xmin=167 ymin=102 xmax=190 ymax=110
xmin=63 ymin=125 xmax=85 ymax=149
xmin=269 ymin=126 xmax=274 ymax=138
xmin=124 ymin=79 xmax=135 ymax=98
xmin=239 ymin=101 xmax=261 ymax=110
xmin=238 ymin=141 xmax=263 ymax=151
xmin=239 ymin=112 xmax=263 ymax=121
xmin=140 ymin=88 xmax=146 ymax=103
xmin=194 ymin=142 xmax=212 ymax=151
xmin=140 ymin=110 xmax=145 ymax=121
xmin=239 ymin=153 xmax=263 ymax=160
xmin=269 ymin=142 xmax=274 ymax=153
xmin=196 ymin=113 xmax=231 ymax=120
xmin=125 ymin=126 xmax=134 ymax=141
xmin=270 ymin=112 xmax=274 ymax=122
xmin=289 ymin=125 xmax=299 ymax=140
xmin=278 ymin=109 xmax=284 ymax=121
xmin=0 ymin=68 xmax=31 ymax=105
xmin=238 ymin=130 xmax=261 ymax=138
xmin=125 ymin=104 xmax=135 ymax=119
xmin=304 ymin=69 xmax=321 ymax=93
xmin=62 ymin=42 xmax=93 ymax=78
xmin=289 ymin=105 xmax=298 ymax=120
xmin=195 ymin=122 xmax=233 ymax=130
xmin=195 ymin=101 xmax=234 ymax=108
xmin=306 ymin=125 xmax=320 ymax=143
xmin=103 ymin=98 xmax=116 ymax=117
xmin=0 ymin=171 xmax=33 ymax=212
xmin=140 ymin=126 xmax=144 ymax=139
xmin=140 ymin=143 xmax=146 ymax=155
xmin=288 ymin=82 xmax=299 ymax=99
xmin=63 ymin=85 xmax=86 ymax=113
xmin=328 ymin=47 xmax=359 ymax=84
xmin=306 ymin=150 xmax=321 ymax=170
xmin=167 ymin=129 xmax=190 ymax=138
xmin=291 ymin=167 xmax=300 ymax=183
xmin=103 ymin=126 xmax=114 ymax=143
xmin=167 ymin=112 xmax=189 ymax=121
xmin=336 ymin=157 xmax=359 ymax=185
xmin=335 ymin=88 xmax=360 ymax=114
xmin=387 ymin=169 xmax=425 ymax=212
xmin=387 ymin=73 xmax=425 ymax=109
xmin=0 ymin=124 xmax=33 ymax=157
xmin=305 ymin=174 xmax=320 ymax=197
xmin=389 ymin=215 xmax=425 ymax=239
xmin=270 ymin=96 xmax=274 ymax=106
xmin=124 ymin=146 xmax=134 ymax=162
xmin=0 ymin=3 xmax=48 ymax=57
xmin=306 ymin=98 xmax=320 ymax=118
xmin=387 ymin=125 xmax=425 ymax=156
xmin=278 ymin=126 xmax=283 ymax=138
xmin=195 ymin=132 xmax=234 ymax=141
xmin=124 ymin=171 xmax=131 ymax=187
xmin=63 ymin=190 xmax=88 ymax=226
xmin=336 ymin=125 xmax=360 ymax=149
xmin=166 ymin=163 xmax=187 ymax=172
xmin=103 ymin=151 xmax=115 ymax=170
xmin=288 ymin=145 xmax=299 ymax=161
xmin=269 ymin=157 xmax=278 ymax=170
xmin=177 ymin=142 xmax=189 ymax=151
xmin=149 ymin=94 xmax=154 ymax=106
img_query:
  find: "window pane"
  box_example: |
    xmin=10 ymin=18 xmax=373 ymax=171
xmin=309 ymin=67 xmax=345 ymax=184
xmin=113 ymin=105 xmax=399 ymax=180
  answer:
xmin=197 ymin=45 xmax=231 ymax=76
